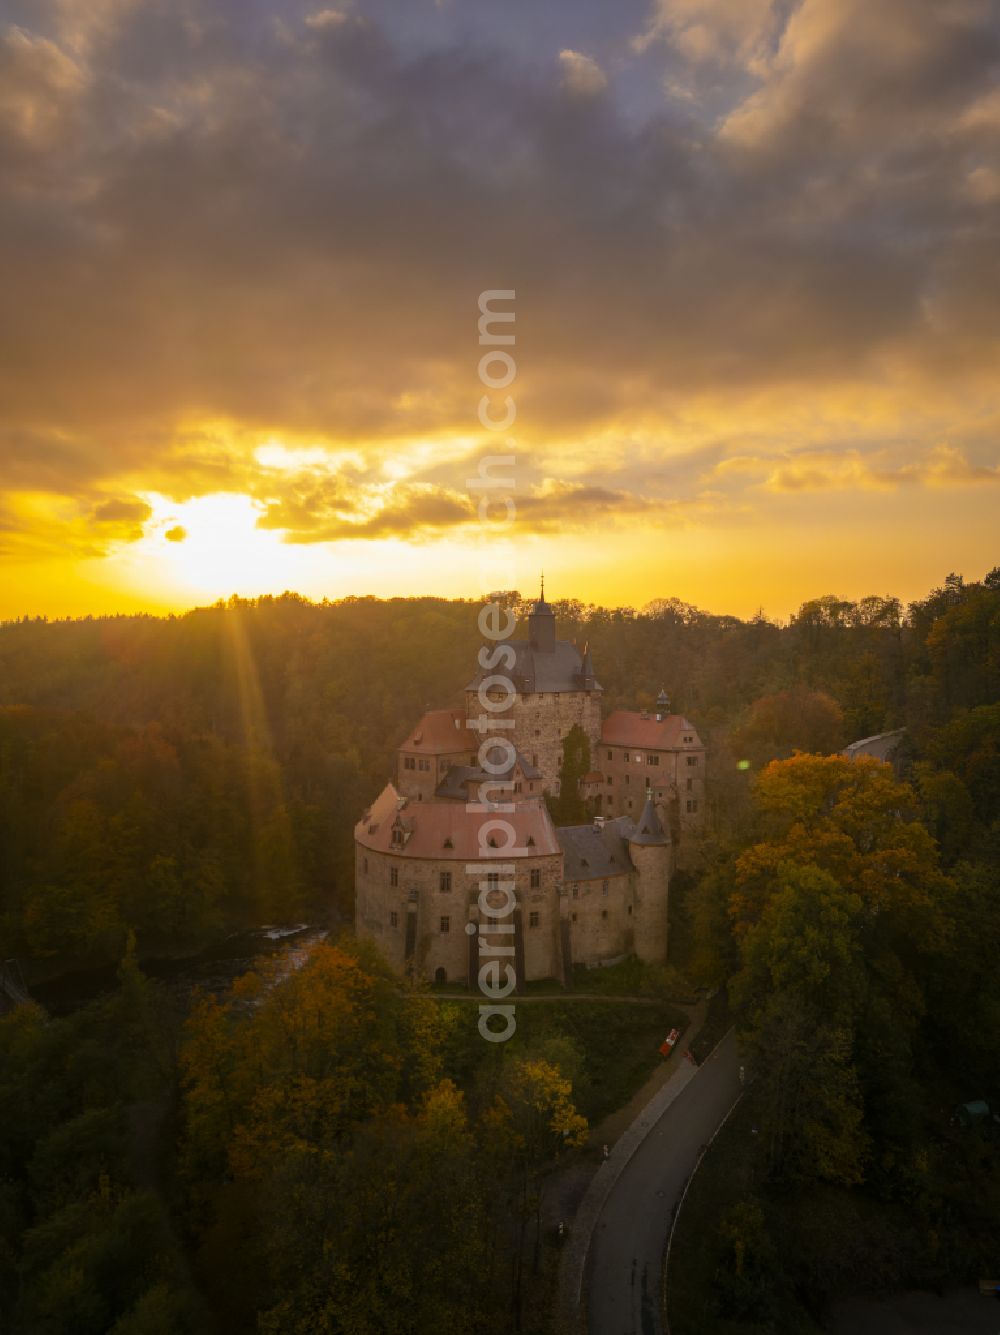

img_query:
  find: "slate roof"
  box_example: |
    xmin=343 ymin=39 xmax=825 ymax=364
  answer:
xmin=466 ymin=639 xmax=602 ymax=695
xmin=356 ymin=784 xmax=561 ymax=860
xmin=631 ymin=794 xmax=670 ymax=846
xmin=558 ymin=817 xmax=634 ymax=881
xmin=601 ymin=710 xmax=701 ymax=750
xmin=434 ymin=751 xmax=542 ymax=799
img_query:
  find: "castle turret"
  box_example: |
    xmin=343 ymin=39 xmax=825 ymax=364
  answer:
xmin=527 ymin=579 xmax=556 ymax=654
xmin=628 ymin=791 xmax=671 ymax=963
xmin=655 ymin=686 xmax=670 ymax=720
xmin=575 ymin=640 xmax=597 ymax=690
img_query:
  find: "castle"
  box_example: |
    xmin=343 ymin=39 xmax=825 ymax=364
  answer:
xmin=354 ymin=589 xmax=706 ymax=986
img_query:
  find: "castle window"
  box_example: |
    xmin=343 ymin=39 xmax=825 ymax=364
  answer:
xmin=686 ymin=799 xmax=699 ymax=813
xmin=404 ymin=756 xmax=416 ymax=770
xmin=443 ymin=837 xmax=453 ymax=849
xmin=687 ymin=755 xmax=698 ymax=766
xmin=391 ymin=827 xmax=404 ymax=847
xmin=625 ymin=774 xmax=630 ymax=785
xmin=601 ymin=909 xmax=608 ymax=920
xmin=634 ymin=753 xmax=643 ymax=764
xmin=530 ymin=868 xmax=541 ymax=888
xmin=529 ymin=911 xmax=540 ymax=928
xmin=470 ymin=755 xmax=477 ymax=765
xmin=627 ymin=799 xmax=633 ymax=809
xmin=527 ymin=835 xmax=535 ymax=846
xmin=571 ymin=912 xmax=578 ymax=922
xmin=571 ymin=885 xmax=578 ymax=899
xmin=440 ymin=916 xmax=450 ymax=933
xmin=363 ymin=857 xmax=368 ymax=874
xmin=602 ymin=879 xmax=608 ymax=896
xmin=624 ymin=752 xmax=630 ymax=762
xmin=439 ymin=872 xmax=452 ymax=893
xmin=607 ymin=775 xmax=613 ymax=785
xmin=687 ymin=778 xmax=694 ymax=792
xmin=514 ymin=781 xmax=522 ymax=793
xmin=390 ymin=867 xmax=399 ymax=887
xmin=390 ymin=911 xmax=398 ymax=928
xmin=418 ymin=758 xmax=430 ymax=772
xmin=607 ymin=750 xmax=612 ymax=760
xmin=683 ymin=735 xmax=693 ymax=744
xmin=647 ymin=755 xmax=660 ymax=766
xmin=627 ymin=905 xmax=633 ymax=915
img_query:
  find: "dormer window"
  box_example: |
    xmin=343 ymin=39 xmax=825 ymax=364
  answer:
xmin=443 ymin=837 xmax=453 ymax=849
xmin=391 ymin=828 xmax=404 ymax=847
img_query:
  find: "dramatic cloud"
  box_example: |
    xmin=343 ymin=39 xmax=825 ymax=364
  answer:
xmin=558 ymin=49 xmax=608 ymax=95
xmin=0 ymin=0 xmax=997 ymax=613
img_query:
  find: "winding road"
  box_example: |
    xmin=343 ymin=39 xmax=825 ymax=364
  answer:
xmin=586 ymin=1030 xmax=742 ymax=1335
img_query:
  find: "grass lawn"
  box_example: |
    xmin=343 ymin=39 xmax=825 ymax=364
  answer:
xmin=434 ymin=997 xmax=688 ymax=1125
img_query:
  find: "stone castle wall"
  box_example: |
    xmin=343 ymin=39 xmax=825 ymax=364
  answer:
xmin=356 ymin=842 xmax=564 ymax=983
xmin=465 ymin=687 xmax=603 ymax=794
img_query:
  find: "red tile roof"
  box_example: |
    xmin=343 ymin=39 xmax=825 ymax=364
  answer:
xmin=356 ymin=784 xmax=561 ymax=860
xmin=399 ymin=709 xmax=475 ymax=754
xmin=601 ymin=710 xmax=702 ymax=751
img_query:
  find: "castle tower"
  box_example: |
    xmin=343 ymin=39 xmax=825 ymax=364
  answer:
xmin=527 ymin=579 xmax=556 ymax=654
xmin=628 ymin=791 xmax=671 ymax=963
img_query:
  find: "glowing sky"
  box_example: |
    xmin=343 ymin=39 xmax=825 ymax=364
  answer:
xmin=1 ymin=0 xmax=998 ymax=619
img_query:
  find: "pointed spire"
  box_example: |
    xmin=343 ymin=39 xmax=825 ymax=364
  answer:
xmin=631 ymin=790 xmax=669 ymax=845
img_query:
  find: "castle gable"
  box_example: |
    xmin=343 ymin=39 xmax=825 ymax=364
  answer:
xmin=400 ymin=708 xmax=473 ymax=754
xmin=602 ymin=710 xmax=701 ymax=750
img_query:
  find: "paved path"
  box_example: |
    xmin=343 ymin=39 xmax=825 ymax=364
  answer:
xmin=586 ymin=1029 xmax=742 ymax=1335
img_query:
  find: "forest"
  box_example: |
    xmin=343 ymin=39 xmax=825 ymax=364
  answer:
xmin=1 ymin=567 xmax=998 ymax=1332
xmin=2 ymin=570 xmax=997 ymax=972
